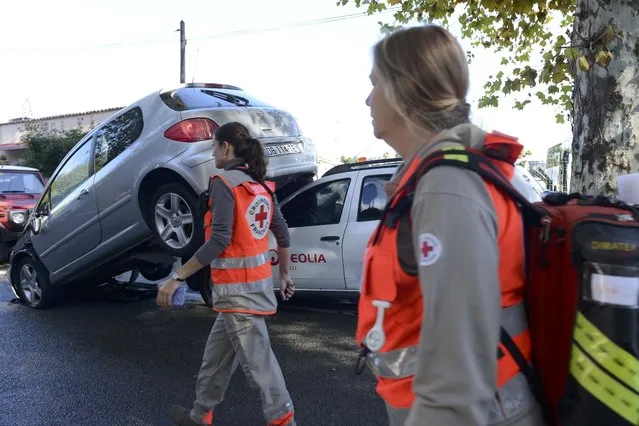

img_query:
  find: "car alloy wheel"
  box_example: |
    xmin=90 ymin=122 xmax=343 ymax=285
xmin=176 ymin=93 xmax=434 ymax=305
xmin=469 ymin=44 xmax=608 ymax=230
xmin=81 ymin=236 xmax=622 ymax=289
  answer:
xmin=154 ymin=192 xmax=194 ymax=250
xmin=19 ymin=263 xmax=42 ymax=306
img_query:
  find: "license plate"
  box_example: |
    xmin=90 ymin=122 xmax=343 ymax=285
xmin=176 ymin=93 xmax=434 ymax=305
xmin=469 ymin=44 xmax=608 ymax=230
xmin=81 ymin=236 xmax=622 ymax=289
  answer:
xmin=264 ymin=143 xmax=301 ymax=157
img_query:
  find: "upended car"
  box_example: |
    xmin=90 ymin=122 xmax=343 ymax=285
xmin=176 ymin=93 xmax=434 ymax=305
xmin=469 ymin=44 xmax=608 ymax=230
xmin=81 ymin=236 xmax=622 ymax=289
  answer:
xmin=9 ymin=83 xmax=317 ymax=308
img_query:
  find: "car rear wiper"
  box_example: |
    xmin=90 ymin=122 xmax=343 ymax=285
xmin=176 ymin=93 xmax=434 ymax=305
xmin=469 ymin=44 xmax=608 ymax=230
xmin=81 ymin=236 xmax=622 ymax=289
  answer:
xmin=203 ymin=90 xmax=250 ymax=107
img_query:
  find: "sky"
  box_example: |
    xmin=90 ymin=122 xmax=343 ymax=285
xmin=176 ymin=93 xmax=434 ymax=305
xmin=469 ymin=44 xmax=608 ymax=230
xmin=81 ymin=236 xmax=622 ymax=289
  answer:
xmin=0 ymin=0 xmax=572 ymax=163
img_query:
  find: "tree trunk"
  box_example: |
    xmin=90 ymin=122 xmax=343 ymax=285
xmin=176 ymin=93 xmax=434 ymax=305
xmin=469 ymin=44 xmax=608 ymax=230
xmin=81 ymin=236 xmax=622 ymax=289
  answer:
xmin=571 ymin=0 xmax=639 ymax=195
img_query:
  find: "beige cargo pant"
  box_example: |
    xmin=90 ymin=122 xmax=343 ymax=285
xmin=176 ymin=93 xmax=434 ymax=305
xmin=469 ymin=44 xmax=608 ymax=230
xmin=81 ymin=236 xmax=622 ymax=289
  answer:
xmin=385 ymin=405 xmax=409 ymax=426
xmin=189 ymin=312 xmax=295 ymax=425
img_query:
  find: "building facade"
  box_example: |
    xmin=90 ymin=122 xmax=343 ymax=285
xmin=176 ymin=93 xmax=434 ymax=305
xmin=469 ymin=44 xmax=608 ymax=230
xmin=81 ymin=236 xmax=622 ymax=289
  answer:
xmin=546 ymin=140 xmax=572 ymax=193
xmin=0 ymin=108 xmax=122 ymax=164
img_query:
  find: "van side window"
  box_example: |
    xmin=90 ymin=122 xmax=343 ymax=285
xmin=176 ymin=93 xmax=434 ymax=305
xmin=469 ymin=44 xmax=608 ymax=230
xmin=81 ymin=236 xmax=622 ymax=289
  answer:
xmin=281 ymin=179 xmax=351 ymax=228
xmin=357 ymin=175 xmax=392 ymax=222
xmin=94 ymin=107 xmax=144 ymax=172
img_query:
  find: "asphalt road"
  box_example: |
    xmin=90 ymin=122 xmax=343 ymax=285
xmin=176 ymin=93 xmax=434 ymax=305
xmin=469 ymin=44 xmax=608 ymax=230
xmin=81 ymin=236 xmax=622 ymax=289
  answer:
xmin=0 ymin=274 xmax=385 ymax=426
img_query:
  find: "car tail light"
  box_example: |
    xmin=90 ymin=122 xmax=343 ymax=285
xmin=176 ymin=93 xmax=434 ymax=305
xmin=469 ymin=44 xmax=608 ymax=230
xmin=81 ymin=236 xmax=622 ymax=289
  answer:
xmin=164 ymin=118 xmax=219 ymax=142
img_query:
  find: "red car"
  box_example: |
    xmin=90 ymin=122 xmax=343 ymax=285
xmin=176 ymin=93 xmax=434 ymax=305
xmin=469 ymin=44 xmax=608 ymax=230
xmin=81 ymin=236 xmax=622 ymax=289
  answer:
xmin=0 ymin=165 xmax=45 ymax=261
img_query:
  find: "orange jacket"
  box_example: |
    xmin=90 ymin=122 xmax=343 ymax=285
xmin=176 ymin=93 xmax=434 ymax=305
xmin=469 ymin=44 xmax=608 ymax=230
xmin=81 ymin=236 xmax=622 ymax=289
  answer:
xmin=356 ymin=131 xmax=532 ymax=413
xmin=204 ymin=170 xmax=277 ymax=315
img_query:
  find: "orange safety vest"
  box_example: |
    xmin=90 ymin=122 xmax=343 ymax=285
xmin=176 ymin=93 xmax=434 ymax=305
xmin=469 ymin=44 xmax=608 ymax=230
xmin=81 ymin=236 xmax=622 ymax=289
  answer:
xmin=204 ymin=169 xmax=278 ymax=315
xmin=355 ymin=132 xmax=533 ymax=415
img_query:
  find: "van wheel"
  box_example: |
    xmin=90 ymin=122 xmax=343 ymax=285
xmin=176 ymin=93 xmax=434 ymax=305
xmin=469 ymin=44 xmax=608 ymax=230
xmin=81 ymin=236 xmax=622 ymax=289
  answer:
xmin=149 ymin=182 xmax=204 ymax=258
xmin=12 ymin=256 xmax=55 ymax=309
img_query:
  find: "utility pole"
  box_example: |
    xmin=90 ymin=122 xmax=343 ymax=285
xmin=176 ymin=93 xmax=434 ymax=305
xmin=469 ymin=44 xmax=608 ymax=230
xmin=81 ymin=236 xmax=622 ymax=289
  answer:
xmin=180 ymin=20 xmax=186 ymax=84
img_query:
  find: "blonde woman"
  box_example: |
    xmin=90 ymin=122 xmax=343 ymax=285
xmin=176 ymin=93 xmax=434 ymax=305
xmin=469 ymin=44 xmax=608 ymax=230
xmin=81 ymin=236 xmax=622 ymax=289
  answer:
xmin=355 ymin=25 xmax=545 ymax=425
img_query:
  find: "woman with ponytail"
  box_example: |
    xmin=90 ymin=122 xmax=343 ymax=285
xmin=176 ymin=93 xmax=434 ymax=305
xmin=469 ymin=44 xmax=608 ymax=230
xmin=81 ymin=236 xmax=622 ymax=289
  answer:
xmin=157 ymin=121 xmax=296 ymax=426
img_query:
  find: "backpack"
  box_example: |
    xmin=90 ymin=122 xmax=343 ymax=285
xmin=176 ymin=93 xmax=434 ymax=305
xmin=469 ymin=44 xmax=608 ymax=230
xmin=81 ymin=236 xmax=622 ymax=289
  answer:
xmin=409 ymin=147 xmax=639 ymax=426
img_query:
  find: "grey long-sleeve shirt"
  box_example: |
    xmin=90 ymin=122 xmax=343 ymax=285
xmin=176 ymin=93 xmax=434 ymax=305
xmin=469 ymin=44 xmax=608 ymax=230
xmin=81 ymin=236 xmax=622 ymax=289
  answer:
xmin=193 ymin=161 xmax=290 ymax=265
xmin=403 ymin=124 xmax=541 ymax=426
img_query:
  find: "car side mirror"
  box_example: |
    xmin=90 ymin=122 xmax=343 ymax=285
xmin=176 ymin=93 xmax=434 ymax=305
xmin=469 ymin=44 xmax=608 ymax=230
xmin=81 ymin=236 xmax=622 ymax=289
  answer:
xmin=32 ymin=216 xmax=42 ymax=235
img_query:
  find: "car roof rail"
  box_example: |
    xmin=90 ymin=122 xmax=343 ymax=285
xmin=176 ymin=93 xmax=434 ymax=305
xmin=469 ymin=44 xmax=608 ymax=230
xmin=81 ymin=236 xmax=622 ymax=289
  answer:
xmin=322 ymin=158 xmax=403 ymax=177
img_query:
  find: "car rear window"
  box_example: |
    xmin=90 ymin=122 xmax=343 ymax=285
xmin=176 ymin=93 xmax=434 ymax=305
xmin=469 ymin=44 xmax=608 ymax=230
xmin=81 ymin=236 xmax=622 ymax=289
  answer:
xmin=0 ymin=172 xmax=44 ymax=194
xmin=160 ymin=87 xmax=270 ymax=111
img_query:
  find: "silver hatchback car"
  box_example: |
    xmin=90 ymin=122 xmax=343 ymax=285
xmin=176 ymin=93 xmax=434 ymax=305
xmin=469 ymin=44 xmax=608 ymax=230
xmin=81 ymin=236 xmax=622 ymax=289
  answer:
xmin=9 ymin=83 xmax=317 ymax=308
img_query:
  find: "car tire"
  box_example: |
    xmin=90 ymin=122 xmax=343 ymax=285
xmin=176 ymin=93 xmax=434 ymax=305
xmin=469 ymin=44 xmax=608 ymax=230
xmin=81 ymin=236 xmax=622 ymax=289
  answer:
xmin=148 ymin=182 xmax=204 ymax=258
xmin=12 ymin=255 xmax=55 ymax=309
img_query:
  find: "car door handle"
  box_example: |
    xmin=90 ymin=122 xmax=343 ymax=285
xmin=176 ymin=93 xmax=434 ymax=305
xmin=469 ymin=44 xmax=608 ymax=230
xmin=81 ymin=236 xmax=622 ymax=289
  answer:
xmin=77 ymin=189 xmax=90 ymax=200
xmin=320 ymin=236 xmax=340 ymax=242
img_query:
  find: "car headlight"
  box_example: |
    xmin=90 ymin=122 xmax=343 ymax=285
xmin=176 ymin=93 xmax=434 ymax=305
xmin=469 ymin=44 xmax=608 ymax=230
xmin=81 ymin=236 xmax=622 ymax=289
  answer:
xmin=10 ymin=211 xmax=26 ymax=225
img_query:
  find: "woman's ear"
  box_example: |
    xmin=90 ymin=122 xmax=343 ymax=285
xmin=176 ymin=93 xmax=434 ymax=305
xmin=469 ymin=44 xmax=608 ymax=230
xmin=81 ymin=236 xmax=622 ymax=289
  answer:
xmin=224 ymin=141 xmax=234 ymax=158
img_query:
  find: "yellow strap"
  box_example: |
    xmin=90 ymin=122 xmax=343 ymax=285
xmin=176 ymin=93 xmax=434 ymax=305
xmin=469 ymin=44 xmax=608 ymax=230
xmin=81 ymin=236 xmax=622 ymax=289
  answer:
xmin=570 ymin=344 xmax=639 ymax=424
xmin=442 ymin=153 xmax=469 ymax=163
xmin=439 ymin=147 xmax=469 ymax=163
xmin=574 ymin=312 xmax=639 ymax=393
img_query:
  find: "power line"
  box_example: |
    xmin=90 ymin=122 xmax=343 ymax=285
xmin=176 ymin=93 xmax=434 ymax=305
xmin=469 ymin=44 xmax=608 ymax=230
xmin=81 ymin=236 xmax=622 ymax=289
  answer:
xmin=189 ymin=8 xmax=400 ymax=41
xmin=1 ymin=8 xmax=400 ymax=54
xmin=352 ymin=139 xmax=383 ymax=158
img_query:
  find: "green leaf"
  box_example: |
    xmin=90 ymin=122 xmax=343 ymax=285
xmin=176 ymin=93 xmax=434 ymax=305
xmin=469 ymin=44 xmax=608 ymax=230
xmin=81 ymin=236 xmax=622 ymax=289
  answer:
xmin=552 ymin=70 xmax=567 ymax=84
xmin=554 ymin=35 xmax=567 ymax=48
xmin=514 ymin=99 xmax=532 ymax=110
xmin=535 ymin=91 xmax=547 ymax=102
xmin=516 ymin=52 xmax=531 ymax=62
xmin=555 ymin=114 xmax=566 ymax=124
xmin=565 ymin=48 xmax=579 ymax=61
xmin=578 ymin=56 xmax=590 ymax=72
xmin=595 ymin=50 xmax=613 ymax=67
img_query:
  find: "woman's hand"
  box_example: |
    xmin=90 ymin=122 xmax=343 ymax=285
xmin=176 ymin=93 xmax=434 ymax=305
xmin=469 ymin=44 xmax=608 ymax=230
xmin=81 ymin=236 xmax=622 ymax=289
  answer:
xmin=279 ymin=273 xmax=295 ymax=301
xmin=156 ymin=279 xmax=181 ymax=308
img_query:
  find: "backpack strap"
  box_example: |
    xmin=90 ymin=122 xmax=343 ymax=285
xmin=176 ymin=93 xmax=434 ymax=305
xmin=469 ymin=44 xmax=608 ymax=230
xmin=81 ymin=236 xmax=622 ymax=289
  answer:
xmin=500 ymin=327 xmax=550 ymax=423
xmin=228 ymin=165 xmax=277 ymax=202
xmin=198 ymin=176 xmax=215 ymax=218
xmin=382 ymin=147 xmax=545 ymax=228
xmin=407 ymin=147 xmax=535 ymax=211
xmin=199 ymin=167 xmax=277 ymax=220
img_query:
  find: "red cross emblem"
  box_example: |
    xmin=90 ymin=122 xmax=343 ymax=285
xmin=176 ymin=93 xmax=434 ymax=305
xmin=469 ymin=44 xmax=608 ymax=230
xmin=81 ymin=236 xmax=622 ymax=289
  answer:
xmin=419 ymin=233 xmax=442 ymax=266
xmin=421 ymin=241 xmax=434 ymax=258
xmin=255 ymin=205 xmax=268 ymax=228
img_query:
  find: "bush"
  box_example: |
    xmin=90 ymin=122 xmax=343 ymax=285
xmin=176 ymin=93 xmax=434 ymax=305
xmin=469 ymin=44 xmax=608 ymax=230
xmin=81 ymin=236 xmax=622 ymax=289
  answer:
xmin=21 ymin=122 xmax=89 ymax=177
